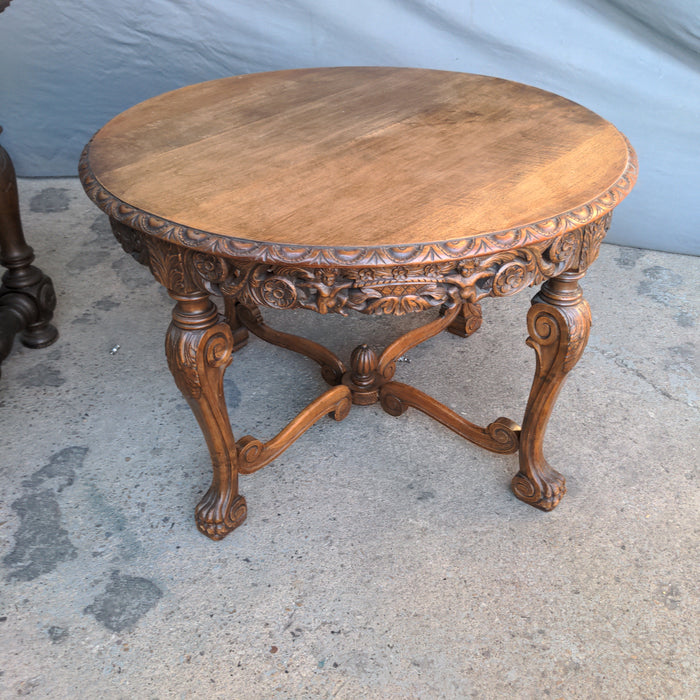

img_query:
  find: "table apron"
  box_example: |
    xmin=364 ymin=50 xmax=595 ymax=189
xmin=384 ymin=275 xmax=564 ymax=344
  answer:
xmin=110 ymin=214 xmax=611 ymax=315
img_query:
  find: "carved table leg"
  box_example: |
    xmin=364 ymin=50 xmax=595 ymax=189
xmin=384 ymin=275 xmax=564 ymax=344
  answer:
xmin=166 ymin=291 xmax=246 ymax=540
xmin=513 ymin=271 xmax=591 ymax=511
xmin=446 ymin=301 xmax=482 ymax=337
xmin=0 ymin=132 xmax=58 ymax=374
xmin=223 ymin=295 xmax=249 ymax=353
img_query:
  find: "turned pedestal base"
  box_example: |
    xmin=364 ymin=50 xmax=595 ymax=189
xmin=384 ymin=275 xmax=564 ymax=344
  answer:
xmin=0 ymin=131 xmax=58 ymax=376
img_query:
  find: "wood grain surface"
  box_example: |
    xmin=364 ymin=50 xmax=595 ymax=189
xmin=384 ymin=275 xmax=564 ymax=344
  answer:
xmin=86 ymin=67 xmax=634 ymax=251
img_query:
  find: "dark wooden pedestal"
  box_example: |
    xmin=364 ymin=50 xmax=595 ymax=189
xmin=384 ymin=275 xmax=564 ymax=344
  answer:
xmin=0 ymin=129 xmax=58 ymax=376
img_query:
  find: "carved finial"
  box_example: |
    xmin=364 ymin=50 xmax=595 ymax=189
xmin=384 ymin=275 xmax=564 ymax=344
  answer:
xmin=350 ymin=344 xmax=378 ymax=388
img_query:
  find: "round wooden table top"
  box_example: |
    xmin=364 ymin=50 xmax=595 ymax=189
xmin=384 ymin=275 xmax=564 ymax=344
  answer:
xmin=81 ymin=67 xmax=636 ymax=267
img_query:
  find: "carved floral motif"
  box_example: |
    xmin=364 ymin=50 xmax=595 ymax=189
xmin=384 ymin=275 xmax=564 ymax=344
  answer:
xmin=165 ymin=317 xmax=206 ymax=398
xmin=108 ymin=214 xmax=611 ymax=318
xmin=175 ymin=216 xmax=610 ymax=316
xmin=193 ymin=252 xmax=229 ymax=282
xmin=144 ymin=237 xmax=197 ymax=295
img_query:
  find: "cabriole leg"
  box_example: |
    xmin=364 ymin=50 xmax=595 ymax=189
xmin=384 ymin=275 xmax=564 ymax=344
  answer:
xmin=513 ymin=271 xmax=591 ymax=511
xmin=166 ymin=291 xmax=246 ymax=539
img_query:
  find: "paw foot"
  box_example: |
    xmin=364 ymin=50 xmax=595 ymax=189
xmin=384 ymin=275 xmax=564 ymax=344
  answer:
xmin=511 ymin=468 xmax=566 ymax=511
xmin=195 ymin=489 xmax=247 ymax=540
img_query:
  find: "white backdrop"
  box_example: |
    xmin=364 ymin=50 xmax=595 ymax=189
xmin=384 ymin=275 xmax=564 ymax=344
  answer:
xmin=1 ymin=0 xmax=698 ymax=254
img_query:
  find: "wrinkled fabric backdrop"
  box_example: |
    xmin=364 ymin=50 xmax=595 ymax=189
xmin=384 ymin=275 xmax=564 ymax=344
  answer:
xmin=0 ymin=0 xmax=698 ymax=254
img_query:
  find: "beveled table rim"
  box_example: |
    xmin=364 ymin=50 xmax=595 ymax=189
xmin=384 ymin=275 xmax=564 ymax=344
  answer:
xmin=78 ymin=126 xmax=637 ymax=269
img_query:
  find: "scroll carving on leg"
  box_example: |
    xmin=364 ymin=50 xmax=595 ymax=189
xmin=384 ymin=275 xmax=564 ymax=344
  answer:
xmin=166 ymin=291 xmax=246 ymax=540
xmin=513 ymin=271 xmax=592 ymax=511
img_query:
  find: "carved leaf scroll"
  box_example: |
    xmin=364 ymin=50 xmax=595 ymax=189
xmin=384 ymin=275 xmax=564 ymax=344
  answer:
xmin=108 ymin=208 xmax=612 ymax=322
xmin=180 ymin=218 xmax=610 ymax=317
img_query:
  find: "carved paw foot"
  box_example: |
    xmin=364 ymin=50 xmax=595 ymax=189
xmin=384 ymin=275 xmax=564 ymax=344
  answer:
xmin=511 ymin=467 xmax=566 ymax=511
xmin=195 ymin=488 xmax=247 ymax=540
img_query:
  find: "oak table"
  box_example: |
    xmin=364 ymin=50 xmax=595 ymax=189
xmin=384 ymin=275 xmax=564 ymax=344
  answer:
xmin=79 ymin=67 xmax=636 ymax=540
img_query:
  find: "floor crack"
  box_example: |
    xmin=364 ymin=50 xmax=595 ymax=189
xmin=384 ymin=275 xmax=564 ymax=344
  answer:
xmin=588 ymin=344 xmax=696 ymax=409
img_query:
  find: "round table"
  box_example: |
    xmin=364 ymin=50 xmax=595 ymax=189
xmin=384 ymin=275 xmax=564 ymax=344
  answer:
xmin=79 ymin=67 xmax=637 ymax=540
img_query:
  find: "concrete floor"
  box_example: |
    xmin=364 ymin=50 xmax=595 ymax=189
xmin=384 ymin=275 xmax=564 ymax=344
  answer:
xmin=1 ymin=178 xmax=698 ymax=699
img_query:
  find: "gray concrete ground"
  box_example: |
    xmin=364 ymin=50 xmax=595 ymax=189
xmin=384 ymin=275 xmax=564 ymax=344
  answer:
xmin=1 ymin=178 xmax=698 ymax=699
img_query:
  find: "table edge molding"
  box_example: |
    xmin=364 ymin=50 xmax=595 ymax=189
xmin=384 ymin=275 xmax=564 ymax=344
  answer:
xmin=79 ymin=136 xmax=637 ymax=268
